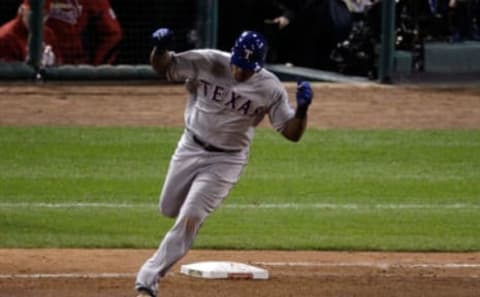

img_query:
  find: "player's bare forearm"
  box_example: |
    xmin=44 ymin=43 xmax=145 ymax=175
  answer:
xmin=282 ymin=114 xmax=307 ymax=142
xmin=282 ymin=80 xmax=312 ymax=141
xmin=150 ymin=47 xmax=172 ymax=78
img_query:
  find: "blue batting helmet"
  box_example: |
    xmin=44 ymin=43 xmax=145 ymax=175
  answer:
xmin=230 ymin=31 xmax=267 ymax=72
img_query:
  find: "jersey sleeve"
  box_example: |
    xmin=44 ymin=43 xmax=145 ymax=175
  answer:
xmin=166 ymin=50 xmax=213 ymax=82
xmin=268 ymin=86 xmax=295 ymax=132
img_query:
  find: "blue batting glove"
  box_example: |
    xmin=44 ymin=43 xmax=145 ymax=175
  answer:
xmin=151 ymin=28 xmax=174 ymax=51
xmin=296 ymin=80 xmax=313 ymax=109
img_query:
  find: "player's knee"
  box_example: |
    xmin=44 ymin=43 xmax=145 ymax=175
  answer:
xmin=159 ymin=202 xmax=178 ymax=218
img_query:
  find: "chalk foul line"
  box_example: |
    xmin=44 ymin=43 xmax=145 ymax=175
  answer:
xmin=1 ymin=262 xmax=479 ymax=280
xmin=253 ymin=261 xmax=480 ymax=269
xmin=0 ymin=202 xmax=479 ymax=210
xmin=0 ymin=272 xmax=135 ymax=279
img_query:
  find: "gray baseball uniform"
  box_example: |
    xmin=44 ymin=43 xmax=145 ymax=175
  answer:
xmin=135 ymin=49 xmax=295 ymax=295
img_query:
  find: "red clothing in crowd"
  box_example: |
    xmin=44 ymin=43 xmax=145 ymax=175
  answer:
xmin=45 ymin=0 xmax=122 ymax=64
xmin=0 ymin=15 xmax=59 ymax=63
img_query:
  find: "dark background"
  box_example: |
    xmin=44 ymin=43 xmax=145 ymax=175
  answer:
xmin=0 ymin=0 xmax=21 ymax=25
xmin=110 ymin=0 xmax=197 ymax=64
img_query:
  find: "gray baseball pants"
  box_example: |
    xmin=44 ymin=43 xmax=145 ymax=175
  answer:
xmin=135 ymin=131 xmax=247 ymax=296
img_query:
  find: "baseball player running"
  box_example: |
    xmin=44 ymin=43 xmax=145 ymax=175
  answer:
xmin=135 ymin=28 xmax=313 ymax=297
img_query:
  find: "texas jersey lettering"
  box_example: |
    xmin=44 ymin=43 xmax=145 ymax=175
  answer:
xmin=167 ymin=49 xmax=294 ymax=150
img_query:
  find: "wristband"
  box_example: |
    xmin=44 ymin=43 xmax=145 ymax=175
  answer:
xmin=295 ymin=106 xmax=308 ymax=119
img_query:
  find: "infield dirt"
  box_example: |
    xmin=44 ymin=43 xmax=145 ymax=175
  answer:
xmin=0 ymin=82 xmax=479 ymax=297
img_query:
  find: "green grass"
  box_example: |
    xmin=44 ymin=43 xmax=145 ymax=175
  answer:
xmin=0 ymin=127 xmax=479 ymax=251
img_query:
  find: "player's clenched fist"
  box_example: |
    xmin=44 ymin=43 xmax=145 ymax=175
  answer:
xmin=151 ymin=28 xmax=174 ymax=53
xmin=296 ymin=81 xmax=313 ymax=108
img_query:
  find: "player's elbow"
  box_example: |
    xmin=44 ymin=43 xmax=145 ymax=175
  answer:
xmin=281 ymin=119 xmax=306 ymax=142
xmin=159 ymin=201 xmax=178 ymax=218
xmin=283 ymin=132 xmax=303 ymax=142
xmin=150 ymin=48 xmax=171 ymax=77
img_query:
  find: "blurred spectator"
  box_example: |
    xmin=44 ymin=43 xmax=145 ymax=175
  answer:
xmin=288 ymin=0 xmax=353 ymax=69
xmin=218 ymin=0 xmax=296 ymax=63
xmin=475 ymin=0 xmax=480 ymax=38
xmin=0 ymin=0 xmax=60 ymax=66
xmin=403 ymin=0 xmax=479 ymax=42
xmin=111 ymin=0 xmax=196 ymax=64
xmin=262 ymin=0 xmax=297 ymax=63
xmin=344 ymin=0 xmax=373 ymax=14
xmin=41 ymin=0 xmax=123 ymax=64
xmin=218 ymin=0 xmax=354 ymax=69
xmin=448 ymin=0 xmax=480 ymax=41
xmin=0 ymin=0 xmax=22 ymax=25
xmin=330 ymin=0 xmax=378 ymax=77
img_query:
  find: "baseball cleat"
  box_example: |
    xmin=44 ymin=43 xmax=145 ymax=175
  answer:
xmin=136 ymin=288 xmax=156 ymax=297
